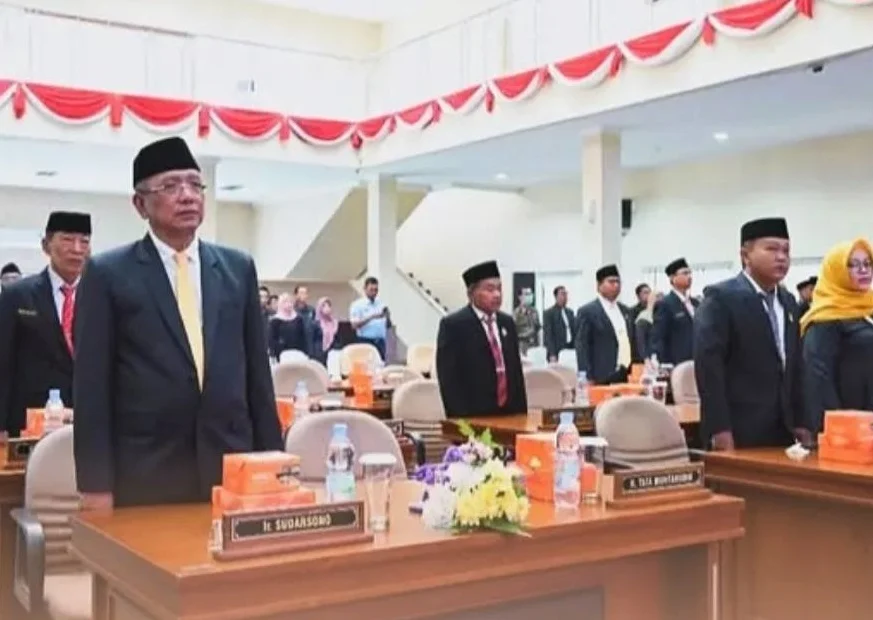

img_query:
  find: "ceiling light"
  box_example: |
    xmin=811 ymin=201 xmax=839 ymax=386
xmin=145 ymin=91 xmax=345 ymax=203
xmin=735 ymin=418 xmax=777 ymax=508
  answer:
xmin=35 ymin=170 xmax=57 ymax=177
xmin=713 ymin=132 xmax=729 ymax=142
xmin=495 ymin=173 xmax=508 ymax=180
xmin=220 ymin=184 xmax=243 ymax=191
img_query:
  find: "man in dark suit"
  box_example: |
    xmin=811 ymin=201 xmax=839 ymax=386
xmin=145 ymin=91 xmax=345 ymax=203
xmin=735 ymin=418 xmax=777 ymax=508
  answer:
xmin=575 ymin=265 xmax=637 ymax=384
xmin=796 ymin=276 xmax=816 ymax=318
xmin=0 ymin=262 xmax=21 ymax=290
xmin=651 ymin=257 xmax=699 ymax=365
xmin=0 ymin=212 xmax=91 ymax=437
xmin=436 ymin=260 xmax=527 ymax=417
xmin=542 ymin=285 xmax=576 ymax=362
xmin=694 ymin=217 xmax=811 ymax=450
xmin=74 ymin=137 xmax=283 ymax=510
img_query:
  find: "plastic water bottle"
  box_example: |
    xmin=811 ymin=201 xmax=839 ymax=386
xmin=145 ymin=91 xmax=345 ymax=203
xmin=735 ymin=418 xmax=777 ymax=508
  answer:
xmin=44 ymin=389 xmax=65 ymax=433
xmin=293 ymin=381 xmax=310 ymax=422
xmin=576 ymin=371 xmax=590 ymax=407
xmin=554 ymin=412 xmax=581 ymax=510
xmin=325 ymin=423 xmax=356 ymax=502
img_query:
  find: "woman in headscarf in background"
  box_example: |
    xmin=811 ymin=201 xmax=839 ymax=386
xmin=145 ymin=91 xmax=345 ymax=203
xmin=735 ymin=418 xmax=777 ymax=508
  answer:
xmin=801 ymin=238 xmax=873 ymax=432
xmin=634 ymin=290 xmax=663 ymax=361
xmin=314 ymin=297 xmax=339 ymax=364
xmin=268 ymin=293 xmax=310 ymax=361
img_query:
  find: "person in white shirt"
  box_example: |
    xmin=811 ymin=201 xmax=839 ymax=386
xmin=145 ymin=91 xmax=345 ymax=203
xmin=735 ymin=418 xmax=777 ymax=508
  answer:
xmin=651 ymin=257 xmax=699 ymax=365
xmin=574 ymin=264 xmax=638 ymax=384
xmin=0 ymin=211 xmax=91 ymax=437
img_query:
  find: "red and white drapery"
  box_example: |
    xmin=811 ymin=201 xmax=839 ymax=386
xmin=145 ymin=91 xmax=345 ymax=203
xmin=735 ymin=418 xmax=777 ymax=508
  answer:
xmin=0 ymin=0 xmax=866 ymax=150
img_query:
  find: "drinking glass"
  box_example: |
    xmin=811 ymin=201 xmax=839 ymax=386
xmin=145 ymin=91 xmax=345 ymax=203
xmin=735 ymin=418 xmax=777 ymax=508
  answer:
xmin=360 ymin=452 xmax=397 ymax=532
xmin=579 ymin=437 xmax=608 ymax=503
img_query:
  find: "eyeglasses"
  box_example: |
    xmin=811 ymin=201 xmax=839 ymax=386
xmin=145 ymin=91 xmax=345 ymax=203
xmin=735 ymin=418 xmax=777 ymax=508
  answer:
xmin=141 ymin=180 xmax=207 ymax=196
xmin=847 ymin=261 xmax=873 ymax=272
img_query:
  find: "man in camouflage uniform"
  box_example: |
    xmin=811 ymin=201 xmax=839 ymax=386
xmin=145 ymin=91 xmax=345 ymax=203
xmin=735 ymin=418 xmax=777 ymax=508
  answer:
xmin=513 ymin=287 xmax=541 ymax=356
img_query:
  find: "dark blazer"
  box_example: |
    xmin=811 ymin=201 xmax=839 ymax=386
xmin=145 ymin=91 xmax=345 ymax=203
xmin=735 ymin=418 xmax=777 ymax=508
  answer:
xmin=542 ymin=304 xmax=576 ymax=360
xmin=268 ymin=315 xmax=319 ymax=360
xmin=0 ymin=270 xmax=74 ymax=435
xmin=651 ymin=291 xmax=699 ymax=365
xmin=802 ymin=318 xmax=873 ymax=433
xmin=694 ymin=273 xmax=803 ymax=448
xmin=575 ymin=299 xmax=638 ymax=385
xmin=73 ymin=235 xmax=283 ymax=507
xmin=436 ymin=305 xmax=527 ymax=417
xmin=634 ymin=318 xmax=654 ymax=361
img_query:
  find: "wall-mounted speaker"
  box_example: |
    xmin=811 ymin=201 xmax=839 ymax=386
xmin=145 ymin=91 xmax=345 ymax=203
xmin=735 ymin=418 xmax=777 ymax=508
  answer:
xmin=621 ymin=199 xmax=633 ymax=231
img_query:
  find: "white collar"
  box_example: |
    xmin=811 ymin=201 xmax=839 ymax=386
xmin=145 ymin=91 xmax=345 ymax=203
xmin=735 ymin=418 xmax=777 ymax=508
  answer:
xmin=598 ymin=294 xmax=618 ymax=307
xmin=742 ymin=271 xmax=776 ymax=297
xmin=672 ymin=287 xmax=690 ymax=302
xmin=149 ymin=229 xmax=199 ymax=263
xmin=471 ymin=305 xmax=494 ymax=322
xmin=47 ymin=266 xmax=79 ymax=291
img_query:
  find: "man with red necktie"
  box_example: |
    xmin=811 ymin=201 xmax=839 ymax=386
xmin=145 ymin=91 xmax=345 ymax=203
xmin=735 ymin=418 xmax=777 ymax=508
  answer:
xmin=0 ymin=211 xmax=91 ymax=438
xmin=436 ymin=260 xmax=528 ymax=418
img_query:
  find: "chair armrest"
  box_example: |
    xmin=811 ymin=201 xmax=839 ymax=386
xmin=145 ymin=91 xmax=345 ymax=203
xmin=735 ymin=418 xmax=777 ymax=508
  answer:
xmin=402 ymin=431 xmax=426 ymax=467
xmin=10 ymin=507 xmax=46 ymax=614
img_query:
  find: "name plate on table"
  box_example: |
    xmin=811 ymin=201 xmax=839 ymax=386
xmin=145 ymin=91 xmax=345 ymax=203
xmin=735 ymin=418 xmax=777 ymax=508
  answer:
xmin=212 ymin=500 xmax=373 ymax=560
xmin=607 ymin=462 xmax=710 ymax=509
xmin=5 ymin=437 xmax=38 ymax=469
xmin=538 ymin=407 xmax=596 ymax=431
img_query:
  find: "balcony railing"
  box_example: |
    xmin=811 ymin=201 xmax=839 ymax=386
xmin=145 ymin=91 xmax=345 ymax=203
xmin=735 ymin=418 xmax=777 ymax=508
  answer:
xmin=0 ymin=0 xmax=730 ymax=121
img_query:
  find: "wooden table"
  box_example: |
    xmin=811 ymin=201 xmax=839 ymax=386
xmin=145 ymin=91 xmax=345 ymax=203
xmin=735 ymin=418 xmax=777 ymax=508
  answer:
xmin=705 ymin=448 xmax=873 ymax=620
xmin=0 ymin=463 xmax=25 ymax=619
xmin=72 ymin=481 xmax=742 ymax=620
xmin=443 ymin=404 xmax=700 ymax=447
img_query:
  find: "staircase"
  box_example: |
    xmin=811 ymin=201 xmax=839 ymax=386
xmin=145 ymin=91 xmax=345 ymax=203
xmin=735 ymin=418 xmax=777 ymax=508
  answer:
xmin=405 ymin=271 xmax=450 ymax=313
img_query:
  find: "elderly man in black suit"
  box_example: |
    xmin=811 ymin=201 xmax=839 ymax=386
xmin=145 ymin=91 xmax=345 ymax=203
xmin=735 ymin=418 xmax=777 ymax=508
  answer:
xmin=436 ymin=261 xmax=527 ymax=417
xmin=0 ymin=262 xmax=21 ymax=289
xmin=694 ymin=217 xmax=811 ymax=450
xmin=543 ymin=285 xmax=576 ymax=363
xmin=74 ymin=137 xmax=283 ymax=510
xmin=575 ymin=265 xmax=637 ymax=384
xmin=0 ymin=212 xmax=91 ymax=437
xmin=651 ymin=257 xmax=698 ymax=365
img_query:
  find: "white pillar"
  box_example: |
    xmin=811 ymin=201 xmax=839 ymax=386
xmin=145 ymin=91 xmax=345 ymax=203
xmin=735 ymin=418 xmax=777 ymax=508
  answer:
xmin=366 ymin=176 xmax=398 ymax=279
xmin=582 ymin=133 xmax=622 ymax=267
xmin=199 ymin=158 xmax=218 ymax=242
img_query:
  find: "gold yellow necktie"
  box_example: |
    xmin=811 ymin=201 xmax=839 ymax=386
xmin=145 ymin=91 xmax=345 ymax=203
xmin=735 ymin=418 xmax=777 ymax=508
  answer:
xmin=174 ymin=252 xmax=204 ymax=389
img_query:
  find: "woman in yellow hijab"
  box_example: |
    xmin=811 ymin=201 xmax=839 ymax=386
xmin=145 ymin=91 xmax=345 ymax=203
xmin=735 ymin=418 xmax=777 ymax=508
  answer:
xmin=801 ymin=238 xmax=873 ymax=432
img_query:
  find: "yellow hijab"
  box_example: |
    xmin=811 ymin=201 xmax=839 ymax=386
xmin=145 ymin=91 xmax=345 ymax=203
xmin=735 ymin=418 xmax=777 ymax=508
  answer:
xmin=800 ymin=238 xmax=873 ymax=336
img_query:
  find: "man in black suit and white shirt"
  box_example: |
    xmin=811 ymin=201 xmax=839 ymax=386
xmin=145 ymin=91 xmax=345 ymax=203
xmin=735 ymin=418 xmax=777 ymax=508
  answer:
xmin=575 ymin=265 xmax=637 ymax=384
xmin=651 ymin=257 xmax=699 ymax=365
xmin=436 ymin=261 xmax=527 ymax=417
xmin=74 ymin=137 xmax=283 ymax=510
xmin=694 ymin=217 xmax=811 ymax=450
xmin=543 ymin=285 xmax=576 ymax=363
xmin=0 ymin=211 xmax=91 ymax=437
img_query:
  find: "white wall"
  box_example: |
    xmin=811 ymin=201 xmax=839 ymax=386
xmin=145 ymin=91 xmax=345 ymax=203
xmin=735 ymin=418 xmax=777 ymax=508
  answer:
xmin=397 ymin=131 xmax=873 ymax=309
xmin=0 ymin=188 xmax=254 ymax=274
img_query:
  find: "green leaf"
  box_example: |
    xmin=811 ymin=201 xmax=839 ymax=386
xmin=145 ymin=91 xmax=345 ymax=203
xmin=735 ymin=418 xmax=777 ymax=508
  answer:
xmin=456 ymin=420 xmax=474 ymax=439
xmin=484 ymin=520 xmax=532 ymax=538
xmin=480 ymin=428 xmax=494 ymax=447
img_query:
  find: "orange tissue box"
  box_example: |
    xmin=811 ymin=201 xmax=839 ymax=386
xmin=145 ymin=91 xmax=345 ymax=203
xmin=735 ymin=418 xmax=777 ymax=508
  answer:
xmin=516 ymin=433 xmax=586 ymax=503
xmin=823 ymin=410 xmax=873 ymax=442
xmin=276 ymin=398 xmax=295 ymax=432
xmin=222 ymin=452 xmax=301 ymax=496
xmin=818 ymin=433 xmax=873 ymax=465
xmin=589 ymin=383 xmax=646 ymax=406
xmin=211 ymin=485 xmax=316 ymax=518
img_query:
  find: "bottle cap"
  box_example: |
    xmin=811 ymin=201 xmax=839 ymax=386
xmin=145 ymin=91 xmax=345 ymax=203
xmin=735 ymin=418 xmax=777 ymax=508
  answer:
xmin=559 ymin=412 xmax=575 ymax=426
xmin=577 ymin=371 xmax=587 ymax=380
xmin=49 ymin=388 xmax=60 ymax=400
xmin=332 ymin=423 xmax=348 ymax=438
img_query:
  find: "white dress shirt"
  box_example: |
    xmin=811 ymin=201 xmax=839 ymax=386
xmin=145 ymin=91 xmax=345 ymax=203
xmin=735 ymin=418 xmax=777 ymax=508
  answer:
xmin=672 ymin=287 xmax=695 ymax=316
xmin=561 ymin=307 xmax=572 ymax=343
xmin=472 ymin=305 xmax=503 ymax=353
xmin=597 ymin=295 xmax=632 ymax=368
xmin=149 ymin=230 xmax=203 ymax=321
xmin=47 ymin=267 xmax=80 ymax=322
xmin=742 ymin=271 xmax=785 ymax=362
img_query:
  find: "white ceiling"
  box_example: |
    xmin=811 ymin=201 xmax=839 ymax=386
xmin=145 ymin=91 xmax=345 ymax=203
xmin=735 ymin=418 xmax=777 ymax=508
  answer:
xmin=250 ymin=0 xmax=419 ymax=22
xmin=1 ymin=48 xmax=871 ymax=201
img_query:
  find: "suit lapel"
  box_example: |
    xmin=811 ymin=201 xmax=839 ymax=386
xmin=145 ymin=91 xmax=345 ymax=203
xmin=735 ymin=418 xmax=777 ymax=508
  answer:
xmin=136 ymin=235 xmax=195 ymax=368
xmin=199 ymin=243 xmax=221 ymax=378
xmin=593 ymin=301 xmax=618 ymax=345
xmin=735 ymin=273 xmax=781 ymax=361
xmin=779 ymin=288 xmax=797 ymax=363
xmin=34 ymin=270 xmax=71 ymax=365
